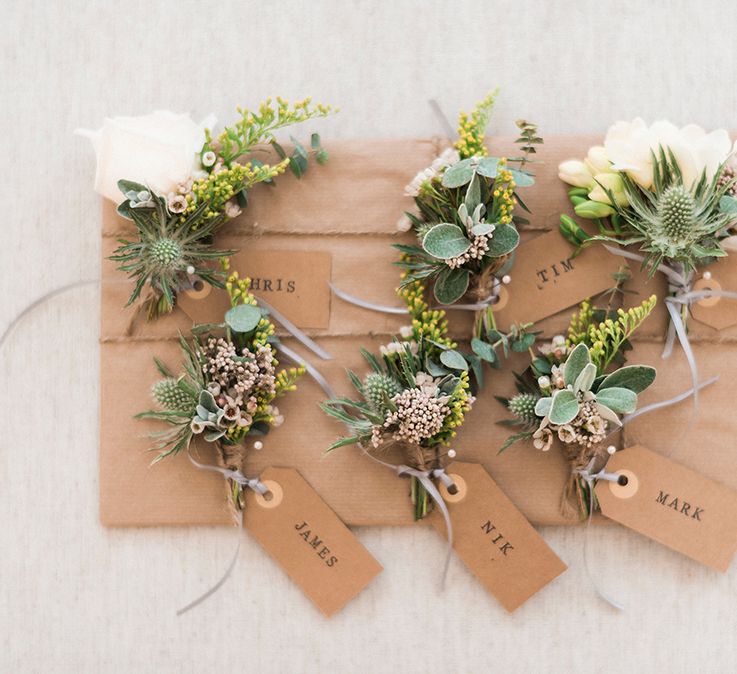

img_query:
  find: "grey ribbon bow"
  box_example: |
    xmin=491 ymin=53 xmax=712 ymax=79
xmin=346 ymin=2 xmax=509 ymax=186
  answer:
xmin=360 ymin=448 xmax=456 ymax=588
xmin=176 ymin=452 xmax=271 ymax=616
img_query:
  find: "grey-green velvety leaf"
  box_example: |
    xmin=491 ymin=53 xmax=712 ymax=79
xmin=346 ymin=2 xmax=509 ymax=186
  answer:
xmin=574 ymin=362 xmax=597 ymax=394
xmin=476 ymin=156 xmax=500 ymax=178
xmin=422 ymin=223 xmax=472 ymax=260
xmin=720 ymin=195 xmax=737 ymax=214
xmin=596 ymin=403 xmax=622 ymax=426
xmin=548 ymin=389 xmax=580 ymax=425
xmin=434 ymin=267 xmax=470 ymax=304
xmin=440 ymin=349 xmax=468 ymax=371
xmin=441 ymin=159 xmax=475 ymax=188
xmin=471 ymin=222 xmax=495 ymax=236
xmin=486 ymin=223 xmax=520 ymax=257
xmin=534 ymin=396 xmax=553 ymax=417
xmin=225 ymin=304 xmax=262 ymax=333
xmin=471 ymin=337 xmax=496 ymax=363
xmin=599 ymin=365 xmax=656 ymax=393
xmin=509 ymin=168 xmax=534 ymax=187
xmin=595 ymin=386 xmax=637 ymax=414
xmin=564 ymin=343 xmax=591 ymax=387
xmin=464 ymin=173 xmax=481 ymax=212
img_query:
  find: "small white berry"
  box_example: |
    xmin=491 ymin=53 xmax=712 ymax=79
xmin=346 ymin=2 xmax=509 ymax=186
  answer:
xmin=502 ymin=274 xmax=511 ymax=284
xmin=607 ymin=445 xmax=616 ymax=455
xmin=253 ymin=440 xmax=264 ymax=450
xmin=448 ymin=449 xmax=457 ymax=458
xmin=703 ymin=271 xmax=712 ymax=281
xmin=186 ymin=265 xmax=195 ymax=276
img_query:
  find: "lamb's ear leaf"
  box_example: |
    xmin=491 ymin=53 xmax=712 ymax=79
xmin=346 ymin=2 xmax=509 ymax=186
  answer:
xmin=595 ymin=387 xmax=637 ymax=414
xmin=574 ymin=362 xmax=597 ymax=394
xmin=486 ymin=223 xmax=520 ymax=257
xmin=422 ymin=224 xmax=472 ymax=260
xmin=534 ymin=396 xmax=553 ymax=417
xmin=599 ymin=365 xmax=656 ymax=393
xmin=434 ymin=266 xmax=469 ymax=305
xmin=564 ymin=343 xmax=591 ymax=387
xmin=596 ymin=403 xmax=622 ymax=426
xmin=548 ymin=390 xmax=579 ymax=425
xmin=441 ymin=158 xmax=476 ymax=188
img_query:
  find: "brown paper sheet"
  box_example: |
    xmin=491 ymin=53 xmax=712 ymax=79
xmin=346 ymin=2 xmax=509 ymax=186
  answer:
xmin=99 ymin=136 xmax=737 ymax=528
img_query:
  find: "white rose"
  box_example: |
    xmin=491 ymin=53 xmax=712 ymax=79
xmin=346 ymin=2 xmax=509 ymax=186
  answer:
xmin=77 ymin=111 xmax=216 ymax=203
xmin=558 ymin=160 xmax=594 ymax=188
xmin=604 ymin=118 xmax=732 ymax=190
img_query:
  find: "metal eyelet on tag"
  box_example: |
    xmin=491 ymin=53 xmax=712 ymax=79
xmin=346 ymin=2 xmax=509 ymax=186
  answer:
xmin=184 ymin=280 xmax=212 ymax=301
xmin=608 ymin=469 xmax=639 ymax=499
xmin=255 ymin=480 xmax=283 ymax=508
xmin=440 ymin=473 xmax=467 ymax=503
xmin=693 ymin=275 xmax=722 ymax=308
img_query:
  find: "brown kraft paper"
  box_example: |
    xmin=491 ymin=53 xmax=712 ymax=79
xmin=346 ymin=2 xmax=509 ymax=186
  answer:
xmin=100 ymin=135 xmax=737 ymax=528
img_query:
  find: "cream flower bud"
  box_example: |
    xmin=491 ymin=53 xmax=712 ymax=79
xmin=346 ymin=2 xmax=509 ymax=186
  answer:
xmin=588 ymin=173 xmax=628 ymax=207
xmin=558 ymin=160 xmax=595 ymax=189
xmin=584 ymin=146 xmax=611 ymax=175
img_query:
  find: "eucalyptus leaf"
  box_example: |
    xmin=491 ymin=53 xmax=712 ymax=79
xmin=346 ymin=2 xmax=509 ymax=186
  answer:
xmin=433 ymin=266 xmax=469 ymax=305
xmin=225 ymin=304 xmax=262 ymax=334
xmin=422 ymin=224 xmax=472 ymax=260
xmin=476 ymin=156 xmax=500 ymax=178
xmin=595 ymin=386 xmax=637 ymax=414
xmin=509 ymin=169 xmax=534 ymax=187
xmin=548 ymin=389 xmax=580 ymax=425
xmin=471 ymin=337 xmax=497 ymax=364
xmin=599 ymin=366 xmax=656 ymax=393
xmin=486 ymin=223 xmax=520 ymax=257
xmin=534 ymin=396 xmax=553 ymax=418
xmin=563 ymin=343 xmax=591 ymax=387
xmin=441 ymin=158 xmax=475 ymax=188
xmin=440 ymin=349 xmax=468 ymax=371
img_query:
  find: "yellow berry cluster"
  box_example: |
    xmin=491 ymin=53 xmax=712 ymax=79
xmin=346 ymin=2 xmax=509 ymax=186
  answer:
xmin=493 ymin=161 xmax=517 ymax=225
xmin=433 ymin=370 xmax=474 ymax=446
xmin=454 ymin=90 xmax=499 ymax=159
xmin=397 ymin=274 xmax=455 ymax=350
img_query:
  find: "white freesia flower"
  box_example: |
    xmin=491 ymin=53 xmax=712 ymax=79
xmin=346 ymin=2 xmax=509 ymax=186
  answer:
xmin=604 ymin=118 xmax=732 ymax=190
xmin=584 ymin=146 xmax=612 ymax=175
xmin=588 ymin=172 xmax=628 ymax=206
xmin=77 ymin=110 xmax=216 ymax=203
xmin=558 ymin=160 xmax=594 ymax=188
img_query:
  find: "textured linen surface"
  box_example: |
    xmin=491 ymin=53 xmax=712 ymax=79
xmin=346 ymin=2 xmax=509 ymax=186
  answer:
xmin=2 ymin=1 xmax=737 ymax=672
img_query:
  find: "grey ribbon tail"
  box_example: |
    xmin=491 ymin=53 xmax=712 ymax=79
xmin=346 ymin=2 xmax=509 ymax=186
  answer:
xmin=177 ymin=452 xmax=270 ymax=616
xmin=360 ymin=447 xmax=454 ymax=588
xmin=258 ymin=297 xmax=332 ymax=361
xmin=330 ymin=283 xmax=409 ymax=315
xmin=428 ymin=99 xmax=456 ymax=140
xmin=623 ymin=376 xmax=719 ymax=424
xmin=0 ymin=279 xmax=102 ymax=349
xmin=277 ymin=343 xmax=337 ymax=400
xmin=577 ymin=461 xmax=625 ymax=611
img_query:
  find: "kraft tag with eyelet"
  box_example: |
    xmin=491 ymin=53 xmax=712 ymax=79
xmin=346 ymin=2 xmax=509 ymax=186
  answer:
xmin=243 ymin=466 xmax=382 ymax=617
xmin=690 ymin=256 xmax=737 ymax=330
xmin=176 ymin=249 xmax=332 ymax=329
xmin=596 ymin=445 xmax=737 ymax=571
xmin=428 ymin=461 xmax=567 ymax=612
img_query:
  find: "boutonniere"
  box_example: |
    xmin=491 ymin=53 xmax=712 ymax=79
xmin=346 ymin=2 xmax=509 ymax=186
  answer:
xmin=138 ymin=262 xmax=303 ymax=513
xmin=395 ymin=91 xmax=541 ymax=369
xmin=80 ymin=98 xmax=335 ymax=318
xmin=557 ymin=119 xmax=737 ymax=382
xmin=322 ymin=280 xmax=474 ymax=520
xmin=499 ymin=296 xmax=657 ymax=519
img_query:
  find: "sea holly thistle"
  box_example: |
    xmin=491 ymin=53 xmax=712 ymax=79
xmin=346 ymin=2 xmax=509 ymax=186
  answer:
xmin=497 ymin=296 xmax=657 ymax=518
xmin=322 ymin=283 xmax=474 ymax=520
xmin=396 ymin=92 xmax=541 ymax=374
xmin=137 ymin=265 xmax=304 ymax=485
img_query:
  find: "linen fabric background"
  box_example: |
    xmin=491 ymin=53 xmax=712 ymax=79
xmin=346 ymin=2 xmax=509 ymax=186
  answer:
xmin=3 ymin=1 xmax=737 ymax=672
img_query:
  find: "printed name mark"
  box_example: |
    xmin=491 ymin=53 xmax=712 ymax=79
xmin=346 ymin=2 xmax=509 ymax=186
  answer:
xmin=535 ymin=259 xmax=574 ymax=287
xmin=655 ymin=491 xmax=704 ymax=521
xmin=295 ymin=520 xmax=338 ymax=567
xmin=480 ymin=520 xmax=514 ymax=557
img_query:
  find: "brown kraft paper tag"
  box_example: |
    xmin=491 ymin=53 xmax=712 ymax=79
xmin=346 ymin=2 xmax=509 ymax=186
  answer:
xmin=596 ymin=445 xmax=737 ymax=571
xmin=177 ymin=249 xmax=332 ymax=329
xmin=243 ymin=467 xmax=382 ymax=617
xmin=690 ymin=255 xmax=737 ymax=330
xmin=492 ymin=231 xmax=622 ymax=328
xmin=429 ymin=462 xmax=567 ymax=612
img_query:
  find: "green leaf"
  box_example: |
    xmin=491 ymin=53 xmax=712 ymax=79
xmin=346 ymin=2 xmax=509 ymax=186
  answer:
xmin=434 ymin=266 xmax=469 ymax=305
xmin=574 ymin=362 xmax=596 ymax=394
xmin=534 ymin=396 xmax=552 ymax=417
xmin=117 ymin=179 xmax=148 ymax=195
xmin=464 ymin=173 xmax=481 ymax=212
xmin=310 ymin=133 xmax=321 ymax=150
xmin=441 ymin=158 xmax=475 ymax=188
xmin=422 ymin=224 xmax=472 ymax=259
xmin=476 ymin=156 xmax=500 ymax=178
xmin=564 ymin=343 xmax=591 ymax=387
xmin=720 ymin=195 xmax=737 ymax=214
xmin=471 ymin=337 xmax=497 ymax=363
xmin=471 ymin=222 xmax=495 ymax=237
xmin=440 ymin=349 xmax=468 ymax=371
xmin=599 ymin=365 xmax=656 ymax=393
xmin=548 ymin=389 xmax=580 ymax=425
xmin=225 ymin=304 xmax=261 ymax=334
xmin=486 ymin=223 xmax=520 ymax=257
xmin=509 ymin=168 xmax=534 ymax=187
xmin=595 ymin=387 xmax=637 ymax=414
xmin=315 ymin=148 xmax=329 ymax=165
